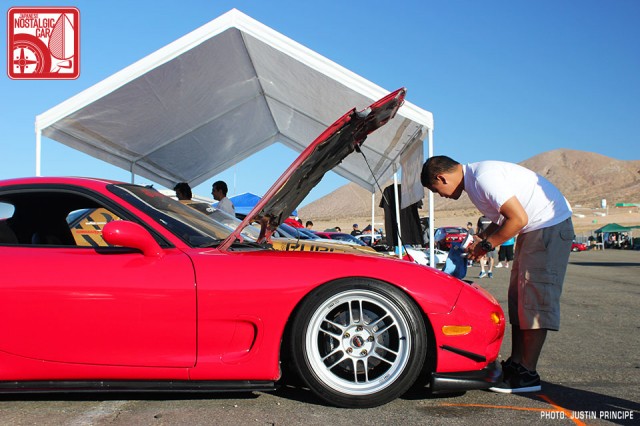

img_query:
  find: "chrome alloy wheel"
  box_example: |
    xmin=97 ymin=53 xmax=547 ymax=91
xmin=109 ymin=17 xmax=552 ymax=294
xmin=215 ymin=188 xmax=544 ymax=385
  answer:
xmin=305 ymin=289 xmax=412 ymax=395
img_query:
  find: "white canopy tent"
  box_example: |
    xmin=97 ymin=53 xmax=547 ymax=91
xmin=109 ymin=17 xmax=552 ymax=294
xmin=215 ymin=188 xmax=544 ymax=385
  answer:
xmin=35 ymin=8 xmax=436 ymax=263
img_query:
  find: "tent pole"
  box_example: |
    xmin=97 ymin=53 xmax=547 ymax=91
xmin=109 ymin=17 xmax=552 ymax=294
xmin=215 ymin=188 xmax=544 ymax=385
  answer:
xmin=428 ymin=128 xmax=435 ymax=267
xmin=393 ymin=166 xmax=402 ymax=258
xmin=371 ymin=192 xmax=375 ymax=249
xmin=35 ymin=129 xmax=41 ymax=176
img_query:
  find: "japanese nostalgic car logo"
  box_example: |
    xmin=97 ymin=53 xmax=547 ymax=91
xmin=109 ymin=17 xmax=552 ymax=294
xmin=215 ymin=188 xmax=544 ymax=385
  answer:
xmin=7 ymin=7 xmax=80 ymax=79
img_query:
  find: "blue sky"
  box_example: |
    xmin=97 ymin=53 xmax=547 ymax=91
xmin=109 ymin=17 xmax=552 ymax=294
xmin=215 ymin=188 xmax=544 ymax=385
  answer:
xmin=2 ymin=0 xmax=639 ymax=206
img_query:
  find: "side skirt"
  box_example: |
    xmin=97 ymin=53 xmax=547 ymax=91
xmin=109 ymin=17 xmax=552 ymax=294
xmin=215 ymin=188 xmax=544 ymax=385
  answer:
xmin=0 ymin=380 xmax=276 ymax=394
xmin=430 ymin=361 xmax=502 ymax=393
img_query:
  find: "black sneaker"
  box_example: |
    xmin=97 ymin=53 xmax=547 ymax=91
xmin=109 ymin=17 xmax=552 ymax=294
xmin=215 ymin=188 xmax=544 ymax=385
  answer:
xmin=490 ymin=364 xmax=541 ymax=393
xmin=500 ymin=358 xmax=518 ymax=382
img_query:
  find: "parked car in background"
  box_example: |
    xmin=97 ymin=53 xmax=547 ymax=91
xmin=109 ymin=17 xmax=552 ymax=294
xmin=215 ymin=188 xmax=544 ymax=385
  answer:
xmin=313 ymin=231 xmax=367 ymax=246
xmin=434 ymin=226 xmax=469 ymax=251
xmin=571 ymin=241 xmax=588 ymax=252
xmin=400 ymin=246 xmax=448 ymax=267
xmin=355 ymin=233 xmax=383 ymax=246
xmin=277 ymin=222 xmax=318 ymax=240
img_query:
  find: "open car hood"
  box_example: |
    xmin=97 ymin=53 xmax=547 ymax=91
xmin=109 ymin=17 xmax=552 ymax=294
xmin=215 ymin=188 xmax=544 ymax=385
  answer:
xmin=219 ymin=88 xmax=406 ymax=251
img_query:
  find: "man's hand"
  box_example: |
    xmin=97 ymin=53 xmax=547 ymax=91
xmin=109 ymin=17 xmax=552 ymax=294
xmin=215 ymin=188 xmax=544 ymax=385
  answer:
xmin=466 ymin=196 xmax=528 ymax=261
xmin=466 ymin=235 xmax=485 ymax=261
xmin=466 ymin=238 xmax=487 ymax=261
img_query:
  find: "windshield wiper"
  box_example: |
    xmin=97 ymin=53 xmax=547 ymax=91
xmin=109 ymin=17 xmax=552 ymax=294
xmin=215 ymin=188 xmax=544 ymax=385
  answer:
xmin=197 ymin=239 xmax=225 ymax=248
xmin=198 ymin=239 xmax=269 ymax=250
xmin=229 ymin=240 xmax=271 ymax=250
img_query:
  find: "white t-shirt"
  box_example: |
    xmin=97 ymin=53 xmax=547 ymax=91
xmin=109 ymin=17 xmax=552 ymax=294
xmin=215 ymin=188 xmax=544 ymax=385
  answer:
xmin=463 ymin=161 xmax=572 ymax=234
xmin=217 ymin=196 xmax=236 ymax=216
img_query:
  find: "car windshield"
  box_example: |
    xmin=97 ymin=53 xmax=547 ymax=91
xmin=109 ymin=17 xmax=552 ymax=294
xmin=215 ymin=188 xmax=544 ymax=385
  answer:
xmin=109 ymin=184 xmax=262 ymax=247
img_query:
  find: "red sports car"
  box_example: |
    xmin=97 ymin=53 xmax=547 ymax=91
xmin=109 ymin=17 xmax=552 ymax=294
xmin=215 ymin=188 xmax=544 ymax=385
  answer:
xmin=434 ymin=226 xmax=469 ymax=251
xmin=0 ymin=89 xmax=504 ymax=408
xmin=571 ymin=241 xmax=587 ymax=252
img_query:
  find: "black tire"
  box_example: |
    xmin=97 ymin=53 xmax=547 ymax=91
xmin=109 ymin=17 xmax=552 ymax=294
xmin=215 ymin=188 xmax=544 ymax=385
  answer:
xmin=290 ymin=278 xmax=427 ymax=408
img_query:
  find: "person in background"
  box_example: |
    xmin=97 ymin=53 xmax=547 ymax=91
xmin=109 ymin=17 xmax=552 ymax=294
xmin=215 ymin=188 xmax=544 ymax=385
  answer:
xmin=211 ymin=180 xmax=235 ymax=216
xmin=305 ymin=220 xmax=314 ymax=230
xmin=476 ymin=215 xmax=495 ymax=276
xmin=476 ymin=215 xmax=492 ymax=236
xmin=465 ymin=222 xmax=475 ymax=266
xmin=351 ymin=224 xmax=362 ymax=236
xmin=174 ymin=182 xmax=192 ymax=202
xmin=421 ymin=155 xmax=573 ymax=394
xmin=496 ymin=236 xmax=516 ymax=268
xmin=478 ymin=246 xmax=495 ymax=279
xmin=466 ymin=221 xmax=475 ymax=236
xmin=174 ymin=182 xmax=213 ymax=214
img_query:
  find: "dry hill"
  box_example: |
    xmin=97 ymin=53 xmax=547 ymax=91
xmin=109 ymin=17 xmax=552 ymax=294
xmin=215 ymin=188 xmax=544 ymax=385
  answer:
xmin=520 ymin=149 xmax=640 ymax=207
xmin=299 ymin=149 xmax=640 ymax=232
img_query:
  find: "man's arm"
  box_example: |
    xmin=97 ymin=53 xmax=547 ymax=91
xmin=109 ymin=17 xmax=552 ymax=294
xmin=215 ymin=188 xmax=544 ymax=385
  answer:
xmin=469 ymin=196 xmax=528 ymax=260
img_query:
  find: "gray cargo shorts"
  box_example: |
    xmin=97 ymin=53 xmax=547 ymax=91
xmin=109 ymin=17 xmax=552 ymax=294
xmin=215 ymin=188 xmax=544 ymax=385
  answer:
xmin=508 ymin=218 xmax=574 ymax=330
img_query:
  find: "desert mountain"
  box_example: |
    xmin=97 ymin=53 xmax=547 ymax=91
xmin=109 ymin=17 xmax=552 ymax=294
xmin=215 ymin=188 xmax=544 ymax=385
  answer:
xmin=299 ymin=149 xmax=640 ymax=221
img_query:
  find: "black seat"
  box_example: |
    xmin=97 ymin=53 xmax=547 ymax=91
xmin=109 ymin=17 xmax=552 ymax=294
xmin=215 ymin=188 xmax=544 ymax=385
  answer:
xmin=31 ymin=232 xmax=64 ymax=245
xmin=30 ymin=222 xmax=75 ymax=246
xmin=0 ymin=220 xmax=18 ymax=244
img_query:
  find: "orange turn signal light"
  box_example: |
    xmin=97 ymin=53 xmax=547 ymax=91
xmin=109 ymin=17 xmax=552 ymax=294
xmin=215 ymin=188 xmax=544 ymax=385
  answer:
xmin=490 ymin=312 xmax=501 ymax=325
xmin=442 ymin=325 xmax=472 ymax=336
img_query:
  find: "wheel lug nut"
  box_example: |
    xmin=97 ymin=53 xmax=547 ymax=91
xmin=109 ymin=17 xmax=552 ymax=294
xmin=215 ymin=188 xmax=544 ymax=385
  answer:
xmin=346 ymin=348 xmax=353 ymax=354
xmin=356 ymin=326 xmax=363 ymax=331
xmin=344 ymin=332 xmax=350 ymax=338
xmin=360 ymin=349 xmax=368 ymax=355
xmin=368 ymin=336 xmax=375 ymax=342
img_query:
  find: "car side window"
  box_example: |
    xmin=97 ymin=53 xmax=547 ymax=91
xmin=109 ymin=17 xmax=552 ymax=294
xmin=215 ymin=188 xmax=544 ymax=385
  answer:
xmin=0 ymin=189 xmax=125 ymax=248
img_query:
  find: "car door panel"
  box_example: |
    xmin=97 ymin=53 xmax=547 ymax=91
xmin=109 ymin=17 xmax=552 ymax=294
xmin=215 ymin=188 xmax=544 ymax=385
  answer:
xmin=0 ymin=245 xmax=196 ymax=368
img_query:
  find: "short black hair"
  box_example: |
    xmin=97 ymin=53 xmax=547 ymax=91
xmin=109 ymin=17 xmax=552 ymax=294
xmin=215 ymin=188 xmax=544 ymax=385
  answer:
xmin=306 ymin=220 xmax=313 ymax=227
xmin=212 ymin=180 xmax=228 ymax=196
xmin=173 ymin=182 xmax=192 ymax=199
xmin=421 ymin=156 xmax=460 ymax=187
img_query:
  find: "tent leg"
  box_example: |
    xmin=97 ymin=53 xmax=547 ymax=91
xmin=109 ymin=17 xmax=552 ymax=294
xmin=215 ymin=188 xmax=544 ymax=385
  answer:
xmin=428 ymin=128 xmax=435 ymax=267
xmin=36 ymin=130 xmax=41 ymax=176
xmin=393 ymin=169 xmax=402 ymax=258
xmin=371 ymin=192 xmax=375 ymax=249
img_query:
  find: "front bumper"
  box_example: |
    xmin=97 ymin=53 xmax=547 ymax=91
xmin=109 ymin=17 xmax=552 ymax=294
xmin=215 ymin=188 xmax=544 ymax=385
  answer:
xmin=430 ymin=360 xmax=502 ymax=393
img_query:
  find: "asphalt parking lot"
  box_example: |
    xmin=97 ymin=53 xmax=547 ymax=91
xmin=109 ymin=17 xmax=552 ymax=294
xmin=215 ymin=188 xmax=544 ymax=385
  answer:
xmin=1 ymin=249 xmax=638 ymax=426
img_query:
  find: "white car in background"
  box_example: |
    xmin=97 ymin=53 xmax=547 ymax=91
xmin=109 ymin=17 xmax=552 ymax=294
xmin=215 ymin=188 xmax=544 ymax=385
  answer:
xmin=397 ymin=246 xmax=448 ymax=267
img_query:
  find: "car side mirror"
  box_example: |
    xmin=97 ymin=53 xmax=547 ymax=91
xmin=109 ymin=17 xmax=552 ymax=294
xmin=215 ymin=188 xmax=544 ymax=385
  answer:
xmin=102 ymin=220 xmax=163 ymax=257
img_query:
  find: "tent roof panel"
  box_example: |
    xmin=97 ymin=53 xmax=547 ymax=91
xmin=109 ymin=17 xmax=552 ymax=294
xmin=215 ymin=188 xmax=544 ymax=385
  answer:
xmin=36 ymin=9 xmax=433 ymax=193
xmin=594 ymin=223 xmax=632 ymax=233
